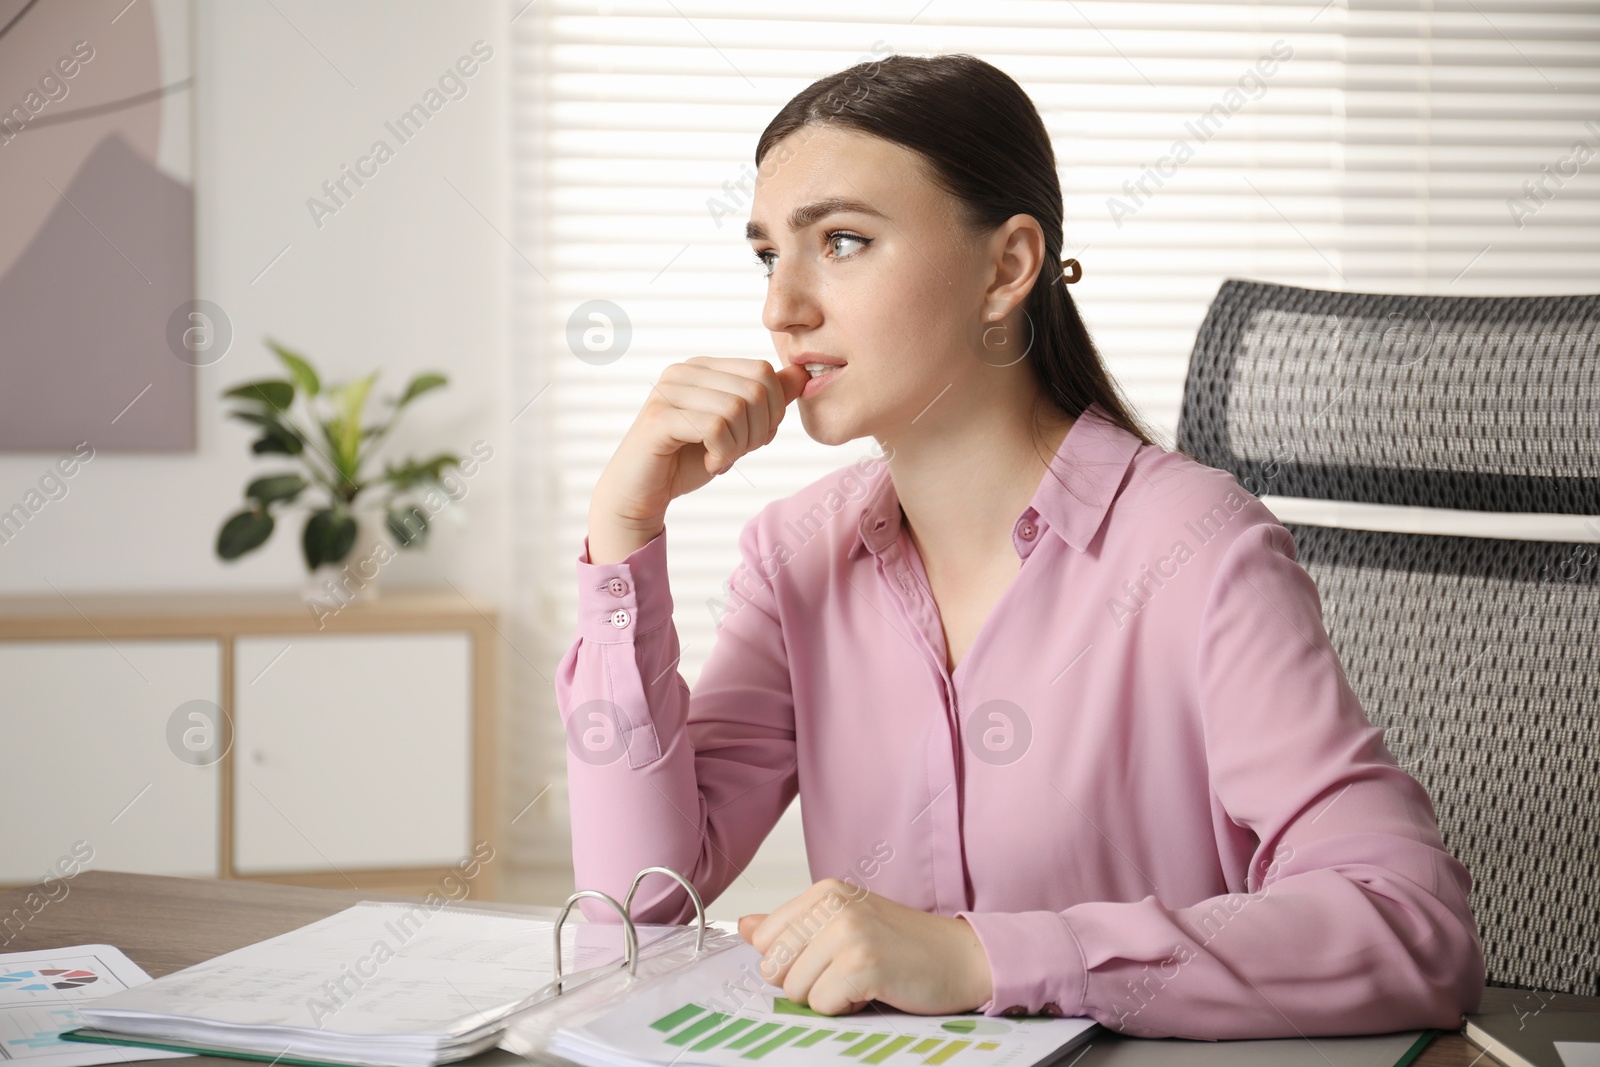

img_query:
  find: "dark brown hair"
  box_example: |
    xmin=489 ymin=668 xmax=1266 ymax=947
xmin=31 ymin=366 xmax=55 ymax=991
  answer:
xmin=755 ymin=52 xmax=1160 ymax=453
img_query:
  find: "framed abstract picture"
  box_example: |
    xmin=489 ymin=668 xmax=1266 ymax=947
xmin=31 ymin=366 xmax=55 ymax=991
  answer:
xmin=0 ymin=0 xmax=199 ymax=452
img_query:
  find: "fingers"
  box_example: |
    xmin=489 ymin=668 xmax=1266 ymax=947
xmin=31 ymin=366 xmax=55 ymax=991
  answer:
xmin=768 ymin=934 xmax=846 ymax=1013
xmin=655 ymin=358 xmax=796 ymax=474
xmin=776 ymin=363 xmax=809 ymax=407
xmin=650 ymin=380 xmax=748 ymax=472
xmin=738 ymin=914 xmax=767 ymax=944
xmin=747 ymin=878 xmax=859 ymax=963
xmin=749 ymin=895 xmax=873 ymax=1017
xmin=680 ymin=356 xmax=788 ymax=447
xmin=802 ymin=962 xmax=873 ymax=1017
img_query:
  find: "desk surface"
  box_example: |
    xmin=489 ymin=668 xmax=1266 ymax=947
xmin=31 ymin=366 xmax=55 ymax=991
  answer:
xmin=3 ymin=871 xmax=1596 ymax=1067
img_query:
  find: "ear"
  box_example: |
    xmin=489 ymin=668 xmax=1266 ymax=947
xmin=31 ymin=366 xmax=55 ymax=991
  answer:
xmin=982 ymin=214 xmax=1048 ymax=319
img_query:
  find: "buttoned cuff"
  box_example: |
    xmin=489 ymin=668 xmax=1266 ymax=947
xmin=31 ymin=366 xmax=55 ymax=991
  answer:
xmin=955 ymin=909 xmax=1089 ymax=1019
xmin=576 ymin=528 xmax=673 ymax=643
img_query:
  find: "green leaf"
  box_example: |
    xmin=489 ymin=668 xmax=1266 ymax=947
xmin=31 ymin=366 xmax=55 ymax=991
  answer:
xmin=246 ymin=473 xmax=308 ymax=508
xmin=328 ymin=512 xmax=357 ymax=564
xmin=396 ymin=372 xmax=448 ymax=407
xmin=326 ymin=373 xmax=377 ymax=482
xmin=383 ymin=452 xmax=462 ymax=491
xmin=386 ymin=506 xmax=429 ymax=547
xmin=217 ymin=509 xmax=274 ymax=560
xmin=267 ymin=340 xmax=320 ymax=396
xmin=223 ymin=379 xmax=294 ymax=410
xmin=231 ymin=410 xmax=305 ymax=450
xmin=302 ymin=508 xmax=357 ymax=570
xmin=303 ymin=509 xmax=333 ymax=569
xmin=422 ymin=451 xmax=460 ymax=476
xmin=251 ymin=427 xmax=303 ymax=455
xmin=318 ymin=418 xmax=345 ymax=471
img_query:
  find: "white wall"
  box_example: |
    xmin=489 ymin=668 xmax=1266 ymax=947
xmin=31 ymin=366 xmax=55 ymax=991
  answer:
xmin=0 ymin=0 xmax=511 ymax=604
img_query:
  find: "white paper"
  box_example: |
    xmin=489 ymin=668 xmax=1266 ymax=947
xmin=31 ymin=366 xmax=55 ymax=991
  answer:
xmin=83 ymin=901 xmax=677 ymax=1036
xmin=0 ymin=944 xmax=190 ymax=1065
xmin=1557 ymin=1041 xmax=1600 ymax=1067
xmin=75 ymin=901 xmax=682 ymax=1066
xmin=548 ymin=939 xmax=1097 ymax=1067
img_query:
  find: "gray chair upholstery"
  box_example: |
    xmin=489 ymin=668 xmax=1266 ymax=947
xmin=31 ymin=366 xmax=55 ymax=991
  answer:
xmin=1174 ymin=278 xmax=1600 ymax=995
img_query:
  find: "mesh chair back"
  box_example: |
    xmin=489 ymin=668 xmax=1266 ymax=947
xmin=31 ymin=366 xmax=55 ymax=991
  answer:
xmin=1175 ymin=278 xmax=1600 ymax=994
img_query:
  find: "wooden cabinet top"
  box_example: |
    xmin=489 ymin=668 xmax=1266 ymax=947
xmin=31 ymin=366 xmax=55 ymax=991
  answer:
xmin=0 ymin=589 xmax=498 ymax=640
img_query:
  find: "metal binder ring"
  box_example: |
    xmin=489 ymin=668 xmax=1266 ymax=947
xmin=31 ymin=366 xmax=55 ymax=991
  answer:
xmin=551 ymin=889 xmax=638 ymax=993
xmin=623 ymin=866 xmax=708 ymax=953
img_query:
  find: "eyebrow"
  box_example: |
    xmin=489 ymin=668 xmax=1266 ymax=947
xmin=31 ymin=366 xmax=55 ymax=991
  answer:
xmin=745 ymin=197 xmax=887 ymax=242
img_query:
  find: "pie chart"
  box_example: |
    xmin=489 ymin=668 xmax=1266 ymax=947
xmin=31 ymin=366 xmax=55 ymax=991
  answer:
xmin=940 ymin=1019 xmax=1012 ymax=1035
xmin=0 ymin=967 xmax=100 ymax=991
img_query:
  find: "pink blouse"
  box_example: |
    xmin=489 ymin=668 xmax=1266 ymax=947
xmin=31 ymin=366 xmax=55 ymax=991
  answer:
xmin=554 ymin=400 xmax=1486 ymax=1039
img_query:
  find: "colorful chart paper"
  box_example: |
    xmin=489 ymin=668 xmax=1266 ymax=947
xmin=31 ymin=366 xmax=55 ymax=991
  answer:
xmin=0 ymin=945 xmax=188 ymax=1065
xmin=547 ymin=940 xmax=1097 ymax=1067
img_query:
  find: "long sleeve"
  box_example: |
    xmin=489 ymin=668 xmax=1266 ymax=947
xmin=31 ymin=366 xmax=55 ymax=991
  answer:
xmin=554 ymin=518 xmax=799 ymax=925
xmin=956 ymin=521 xmax=1487 ymax=1038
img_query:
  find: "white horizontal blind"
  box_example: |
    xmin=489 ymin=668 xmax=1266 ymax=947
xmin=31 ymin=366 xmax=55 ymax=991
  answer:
xmin=1336 ymin=3 xmax=1600 ymax=286
xmin=506 ymin=0 xmax=1600 ymax=877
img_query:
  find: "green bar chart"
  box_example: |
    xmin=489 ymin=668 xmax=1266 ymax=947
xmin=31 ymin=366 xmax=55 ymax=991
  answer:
xmin=648 ymin=1002 xmax=1007 ymax=1063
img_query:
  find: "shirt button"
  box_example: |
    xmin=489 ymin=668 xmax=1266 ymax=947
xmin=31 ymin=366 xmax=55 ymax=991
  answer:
xmin=1041 ymin=1002 xmax=1062 ymax=1017
xmin=609 ymin=608 xmax=631 ymax=629
xmin=1001 ymin=1005 xmax=1028 ymax=1017
xmin=1017 ymin=520 xmax=1037 ymax=541
xmin=606 ymin=577 xmax=629 ymax=597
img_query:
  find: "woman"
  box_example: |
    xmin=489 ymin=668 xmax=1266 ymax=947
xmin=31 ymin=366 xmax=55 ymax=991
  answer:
xmin=555 ymin=53 xmax=1485 ymax=1039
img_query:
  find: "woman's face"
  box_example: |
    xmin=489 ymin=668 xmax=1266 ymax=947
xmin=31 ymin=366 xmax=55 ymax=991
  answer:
xmin=746 ymin=125 xmax=1008 ymax=448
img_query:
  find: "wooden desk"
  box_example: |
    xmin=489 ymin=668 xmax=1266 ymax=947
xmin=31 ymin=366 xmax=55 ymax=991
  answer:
xmin=3 ymin=872 xmax=1597 ymax=1066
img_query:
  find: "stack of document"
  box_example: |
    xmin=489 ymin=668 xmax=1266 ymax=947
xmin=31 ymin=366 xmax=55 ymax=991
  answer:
xmin=532 ymin=938 xmax=1100 ymax=1067
xmin=68 ymin=901 xmax=681 ymax=1067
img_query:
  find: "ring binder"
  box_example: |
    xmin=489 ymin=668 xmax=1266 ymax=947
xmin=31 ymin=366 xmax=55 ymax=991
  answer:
xmin=503 ymin=865 xmax=748 ymax=1060
xmin=624 ymin=866 xmax=708 ymax=953
xmin=59 ymin=894 xmax=738 ymax=1067
xmin=551 ymin=890 xmax=640 ymax=988
xmin=551 ymin=864 xmax=710 ymax=992
xmin=55 ymin=872 xmax=745 ymax=1067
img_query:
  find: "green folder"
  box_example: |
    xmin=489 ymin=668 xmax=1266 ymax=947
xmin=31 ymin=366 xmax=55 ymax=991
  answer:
xmin=60 ymin=1025 xmax=494 ymax=1067
xmin=1394 ymin=1030 xmax=1438 ymax=1067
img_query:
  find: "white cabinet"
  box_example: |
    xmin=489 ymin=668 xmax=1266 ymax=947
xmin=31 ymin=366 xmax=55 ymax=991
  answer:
xmin=0 ymin=592 xmax=499 ymax=897
xmin=0 ymin=640 xmax=221 ymax=884
xmin=233 ymin=633 xmax=471 ymax=874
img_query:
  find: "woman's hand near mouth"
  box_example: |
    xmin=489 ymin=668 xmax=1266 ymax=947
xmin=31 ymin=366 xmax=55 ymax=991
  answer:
xmin=587 ymin=356 xmax=810 ymax=565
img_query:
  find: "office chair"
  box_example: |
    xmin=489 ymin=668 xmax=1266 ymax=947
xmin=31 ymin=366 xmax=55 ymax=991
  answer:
xmin=1174 ymin=278 xmax=1600 ymax=996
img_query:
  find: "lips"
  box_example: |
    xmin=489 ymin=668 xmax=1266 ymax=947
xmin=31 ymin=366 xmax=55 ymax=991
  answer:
xmin=791 ymin=353 xmax=846 ymax=369
xmin=800 ymin=363 xmax=844 ymax=399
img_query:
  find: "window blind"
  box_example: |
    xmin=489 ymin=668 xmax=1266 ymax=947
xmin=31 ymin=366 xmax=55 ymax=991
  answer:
xmin=506 ymin=0 xmax=1600 ymax=882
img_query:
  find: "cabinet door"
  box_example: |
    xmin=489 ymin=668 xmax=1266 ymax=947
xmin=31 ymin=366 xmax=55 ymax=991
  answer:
xmin=0 ymin=640 xmax=221 ymax=884
xmin=233 ymin=632 xmax=472 ymax=874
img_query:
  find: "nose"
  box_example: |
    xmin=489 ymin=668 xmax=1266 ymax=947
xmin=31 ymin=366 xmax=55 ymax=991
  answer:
xmin=761 ymin=258 xmax=822 ymax=335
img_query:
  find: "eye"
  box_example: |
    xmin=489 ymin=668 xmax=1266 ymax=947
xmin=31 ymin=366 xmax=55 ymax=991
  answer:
xmin=827 ymin=231 xmax=871 ymax=258
xmin=751 ymin=231 xmax=872 ymax=280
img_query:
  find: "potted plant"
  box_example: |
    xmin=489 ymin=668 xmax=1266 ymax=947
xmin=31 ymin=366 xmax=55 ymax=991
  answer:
xmin=215 ymin=339 xmax=460 ymax=598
